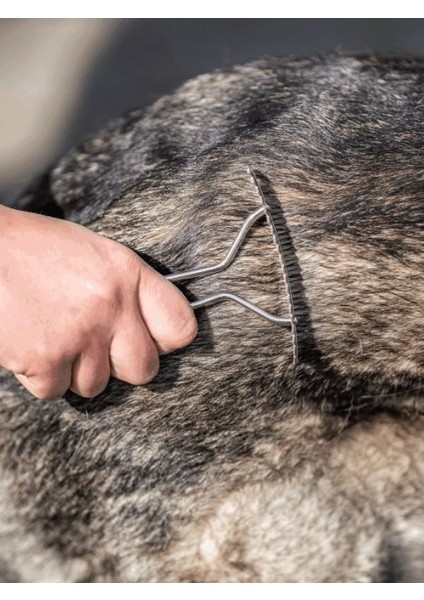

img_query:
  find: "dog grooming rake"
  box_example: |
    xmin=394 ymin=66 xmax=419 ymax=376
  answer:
xmin=166 ymin=168 xmax=299 ymax=365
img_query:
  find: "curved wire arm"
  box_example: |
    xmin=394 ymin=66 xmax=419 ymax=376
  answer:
xmin=192 ymin=293 xmax=294 ymax=327
xmin=165 ymin=205 xmax=294 ymax=327
xmin=166 ymin=206 xmax=266 ymax=283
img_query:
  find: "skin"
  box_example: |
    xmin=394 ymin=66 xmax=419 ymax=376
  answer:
xmin=0 ymin=204 xmax=198 ymax=401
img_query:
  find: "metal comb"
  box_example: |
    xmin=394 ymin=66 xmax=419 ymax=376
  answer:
xmin=165 ymin=168 xmax=299 ymax=364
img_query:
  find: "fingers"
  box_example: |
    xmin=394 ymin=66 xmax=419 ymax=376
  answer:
xmin=136 ymin=263 xmax=198 ymax=354
xmin=15 ymin=344 xmax=111 ymax=401
xmin=109 ymin=309 xmax=160 ymax=386
xmin=69 ymin=341 xmax=111 ymax=399
xmin=15 ymin=363 xmax=72 ymax=401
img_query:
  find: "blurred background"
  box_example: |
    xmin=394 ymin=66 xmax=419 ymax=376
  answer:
xmin=1 ymin=18 xmax=424 ymax=206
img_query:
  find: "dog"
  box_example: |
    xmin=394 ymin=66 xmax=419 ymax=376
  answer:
xmin=0 ymin=53 xmax=423 ymax=582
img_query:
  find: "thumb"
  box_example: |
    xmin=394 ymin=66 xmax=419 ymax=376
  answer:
xmin=136 ymin=261 xmax=198 ymax=354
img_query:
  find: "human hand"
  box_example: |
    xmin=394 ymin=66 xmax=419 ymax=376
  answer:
xmin=0 ymin=205 xmax=197 ymax=400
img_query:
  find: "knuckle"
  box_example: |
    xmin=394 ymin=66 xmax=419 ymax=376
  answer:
xmin=111 ymin=242 xmax=141 ymax=279
xmin=20 ymin=359 xmax=69 ymax=401
xmin=34 ymin=380 xmax=63 ymax=402
xmin=32 ymin=348 xmax=65 ymax=376
xmin=88 ymin=280 xmax=117 ymax=311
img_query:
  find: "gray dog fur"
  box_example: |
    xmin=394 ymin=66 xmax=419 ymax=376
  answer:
xmin=0 ymin=53 xmax=423 ymax=582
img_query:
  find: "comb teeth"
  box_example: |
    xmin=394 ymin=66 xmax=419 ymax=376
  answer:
xmin=247 ymin=167 xmax=300 ymax=365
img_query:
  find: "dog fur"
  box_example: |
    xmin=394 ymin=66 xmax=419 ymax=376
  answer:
xmin=0 ymin=53 xmax=423 ymax=582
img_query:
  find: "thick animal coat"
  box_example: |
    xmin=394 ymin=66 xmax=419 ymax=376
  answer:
xmin=0 ymin=54 xmax=423 ymax=582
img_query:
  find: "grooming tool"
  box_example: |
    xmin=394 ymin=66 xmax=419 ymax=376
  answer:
xmin=166 ymin=167 xmax=299 ymax=364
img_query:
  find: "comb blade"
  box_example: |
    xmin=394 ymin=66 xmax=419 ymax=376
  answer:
xmin=247 ymin=167 xmax=299 ymax=366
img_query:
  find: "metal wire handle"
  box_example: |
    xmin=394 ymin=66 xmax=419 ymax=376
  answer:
xmin=165 ymin=206 xmax=292 ymax=327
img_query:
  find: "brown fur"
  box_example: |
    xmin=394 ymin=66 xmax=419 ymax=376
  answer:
xmin=0 ymin=53 xmax=423 ymax=581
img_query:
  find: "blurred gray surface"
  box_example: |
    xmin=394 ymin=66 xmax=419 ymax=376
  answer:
xmin=1 ymin=18 xmax=424 ymax=205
